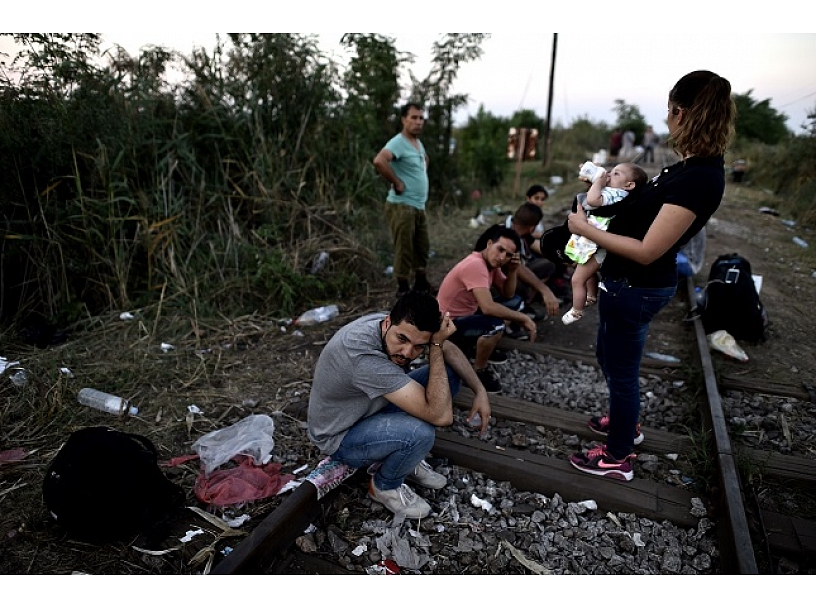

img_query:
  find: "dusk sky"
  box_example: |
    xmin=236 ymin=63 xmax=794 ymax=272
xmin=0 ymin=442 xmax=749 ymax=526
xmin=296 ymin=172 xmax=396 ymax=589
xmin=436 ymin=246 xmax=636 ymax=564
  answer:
xmin=97 ymin=31 xmax=816 ymax=135
xmin=4 ymin=10 xmax=816 ymax=136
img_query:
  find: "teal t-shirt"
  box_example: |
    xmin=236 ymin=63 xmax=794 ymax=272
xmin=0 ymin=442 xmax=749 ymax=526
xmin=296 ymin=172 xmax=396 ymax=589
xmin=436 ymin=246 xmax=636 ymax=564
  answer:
xmin=384 ymin=133 xmax=428 ymax=210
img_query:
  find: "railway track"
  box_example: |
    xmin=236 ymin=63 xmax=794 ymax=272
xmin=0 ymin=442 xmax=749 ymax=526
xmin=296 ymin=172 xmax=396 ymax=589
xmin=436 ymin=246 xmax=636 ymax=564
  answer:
xmin=211 ymin=278 xmax=816 ymax=575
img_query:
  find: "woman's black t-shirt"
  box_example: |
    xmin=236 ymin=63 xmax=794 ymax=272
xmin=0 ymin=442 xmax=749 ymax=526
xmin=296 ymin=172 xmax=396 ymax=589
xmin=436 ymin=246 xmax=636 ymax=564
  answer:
xmin=600 ymin=155 xmax=725 ymax=288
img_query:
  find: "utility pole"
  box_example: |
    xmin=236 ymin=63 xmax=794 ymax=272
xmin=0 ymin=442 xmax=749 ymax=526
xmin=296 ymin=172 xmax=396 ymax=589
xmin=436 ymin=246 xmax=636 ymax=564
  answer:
xmin=541 ymin=33 xmax=557 ymax=169
xmin=512 ymin=128 xmax=527 ymax=198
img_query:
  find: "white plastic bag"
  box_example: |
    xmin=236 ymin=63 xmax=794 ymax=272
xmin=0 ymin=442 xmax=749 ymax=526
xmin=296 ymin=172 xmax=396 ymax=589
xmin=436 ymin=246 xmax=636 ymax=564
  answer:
xmin=192 ymin=414 xmax=276 ymax=476
xmin=707 ymin=330 xmax=749 ymax=362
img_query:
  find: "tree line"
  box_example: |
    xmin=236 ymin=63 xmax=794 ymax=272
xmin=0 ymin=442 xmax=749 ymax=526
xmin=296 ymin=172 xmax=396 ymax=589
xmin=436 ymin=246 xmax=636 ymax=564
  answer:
xmin=1 ymin=33 xmax=809 ymax=330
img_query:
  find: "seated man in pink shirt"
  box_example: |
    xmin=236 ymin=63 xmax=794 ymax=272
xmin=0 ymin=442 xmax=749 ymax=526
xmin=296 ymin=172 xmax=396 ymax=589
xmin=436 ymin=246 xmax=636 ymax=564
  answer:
xmin=436 ymin=226 xmax=538 ymax=394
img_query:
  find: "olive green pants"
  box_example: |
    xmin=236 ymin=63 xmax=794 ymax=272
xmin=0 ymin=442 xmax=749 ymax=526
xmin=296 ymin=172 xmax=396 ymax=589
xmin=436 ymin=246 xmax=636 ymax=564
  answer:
xmin=385 ymin=203 xmax=429 ymax=280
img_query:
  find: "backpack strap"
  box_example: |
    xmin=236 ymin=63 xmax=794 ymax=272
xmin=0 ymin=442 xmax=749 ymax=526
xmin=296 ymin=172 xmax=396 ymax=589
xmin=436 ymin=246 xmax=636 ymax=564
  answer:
xmin=586 ymin=183 xmax=648 ymax=218
xmin=121 ymin=432 xmax=159 ymax=460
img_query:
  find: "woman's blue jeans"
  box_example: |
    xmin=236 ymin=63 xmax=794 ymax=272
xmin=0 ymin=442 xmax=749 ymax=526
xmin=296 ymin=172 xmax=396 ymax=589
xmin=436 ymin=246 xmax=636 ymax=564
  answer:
xmin=332 ymin=364 xmax=461 ymax=490
xmin=596 ymin=279 xmax=675 ymax=458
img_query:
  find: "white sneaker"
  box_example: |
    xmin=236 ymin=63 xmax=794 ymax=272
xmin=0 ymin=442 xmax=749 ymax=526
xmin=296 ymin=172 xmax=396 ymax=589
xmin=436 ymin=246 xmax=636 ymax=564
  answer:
xmin=406 ymin=459 xmax=447 ymax=490
xmin=368 ymin=480 xmax=431 ymax=519
xmin=562 ymin=308 xmax=583 ymax=325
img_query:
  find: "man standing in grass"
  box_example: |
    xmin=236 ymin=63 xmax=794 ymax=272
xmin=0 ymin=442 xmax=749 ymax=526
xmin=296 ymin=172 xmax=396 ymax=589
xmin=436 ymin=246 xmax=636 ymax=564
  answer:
xmin=374 ymin=102 xmax=433 ymax=299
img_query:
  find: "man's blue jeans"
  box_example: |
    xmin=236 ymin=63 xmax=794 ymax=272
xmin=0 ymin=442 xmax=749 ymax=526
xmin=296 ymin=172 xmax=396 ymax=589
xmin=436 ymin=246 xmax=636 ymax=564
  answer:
xmin=596 ymin=279 xmax=675 ymax=458
xmin=332 ymin=365 xmax=461 ymax=491
xmin=449 ymin=293 xmax=524 ymax=354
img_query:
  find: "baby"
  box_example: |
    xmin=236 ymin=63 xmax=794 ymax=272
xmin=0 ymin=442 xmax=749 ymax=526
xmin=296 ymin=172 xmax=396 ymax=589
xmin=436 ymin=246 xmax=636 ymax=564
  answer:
xmin=562 ymin=162 xmax=648 ymax=325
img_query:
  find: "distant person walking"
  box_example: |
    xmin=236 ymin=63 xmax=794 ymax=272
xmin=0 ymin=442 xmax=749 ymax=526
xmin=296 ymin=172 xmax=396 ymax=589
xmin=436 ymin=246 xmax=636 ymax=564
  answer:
xmin=609 ymin=129 xmax=622 ymax=162
xmin=621 ymin=128 xmax=635 ymax=160
xmin=642 ymin=126 xmax=659 ymax=163
xmin=374 ymin=102 xmax=433 ymax=298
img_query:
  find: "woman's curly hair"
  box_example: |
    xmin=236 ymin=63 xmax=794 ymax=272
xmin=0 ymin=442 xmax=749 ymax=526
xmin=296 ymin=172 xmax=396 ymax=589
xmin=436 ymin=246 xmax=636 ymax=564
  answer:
xmin=669 ymin=70 xmax=736 ymax=157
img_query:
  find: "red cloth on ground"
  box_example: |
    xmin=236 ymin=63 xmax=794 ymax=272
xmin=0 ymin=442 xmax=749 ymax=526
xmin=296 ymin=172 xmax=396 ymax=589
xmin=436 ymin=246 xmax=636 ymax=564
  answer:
xmin=0 ymin=448 xmax=27 ymax=466
xmin=193 ymin=455 xmax=295 ymax=507
xmin=161 ymin=454 xmax=200 ymax=468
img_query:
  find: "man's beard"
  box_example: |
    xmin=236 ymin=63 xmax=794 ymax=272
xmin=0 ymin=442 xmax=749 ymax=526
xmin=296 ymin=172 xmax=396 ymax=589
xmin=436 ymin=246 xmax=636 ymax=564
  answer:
xmin=381 ymin=325 xmax=411 ymax=370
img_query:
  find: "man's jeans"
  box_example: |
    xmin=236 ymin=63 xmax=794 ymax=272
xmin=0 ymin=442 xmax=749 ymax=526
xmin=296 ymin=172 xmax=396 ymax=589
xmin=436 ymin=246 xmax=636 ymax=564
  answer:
xmin=332 ymin=364 xmax=461 ymax=490
xmin=596 ymin=279 xmax=675 ymax=458
xmin=449 ymin=293 xmax=524 ymax=354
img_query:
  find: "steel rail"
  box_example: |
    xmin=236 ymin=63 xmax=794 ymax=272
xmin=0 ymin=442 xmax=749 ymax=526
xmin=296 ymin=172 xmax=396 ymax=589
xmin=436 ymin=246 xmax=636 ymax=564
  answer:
xmin=210 ymin=277 xmax=782 ymax=574
xmin=685 ymin=278 xmax=758 ymax=573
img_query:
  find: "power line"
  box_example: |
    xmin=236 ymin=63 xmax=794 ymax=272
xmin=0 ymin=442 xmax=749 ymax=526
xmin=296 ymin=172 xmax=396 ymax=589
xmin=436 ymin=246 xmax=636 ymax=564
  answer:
xmin=777 ymin=89 xmax=816 ymax=109
xmin=517 ymin=72 xmax=533 ymax=112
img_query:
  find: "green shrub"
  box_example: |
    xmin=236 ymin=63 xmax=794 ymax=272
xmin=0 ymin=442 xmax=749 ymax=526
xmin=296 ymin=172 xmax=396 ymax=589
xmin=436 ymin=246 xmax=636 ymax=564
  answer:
xmin=730 ymin=132 xmax=816 ymax=226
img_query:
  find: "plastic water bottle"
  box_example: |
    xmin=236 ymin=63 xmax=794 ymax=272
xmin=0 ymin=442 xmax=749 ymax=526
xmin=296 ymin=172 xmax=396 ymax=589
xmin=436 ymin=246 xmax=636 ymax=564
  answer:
xmin=579 ymin=161 xmax=602 ymax=182
xmin=78 ymin=388 xmax=139 ymax=416
xmin=792 ymin=236 xmax=808 ymax=248
xmin=644 ymin=352 xmax=681 ymax=363
xmin=294 ymin=305 xmax=339 ymax=327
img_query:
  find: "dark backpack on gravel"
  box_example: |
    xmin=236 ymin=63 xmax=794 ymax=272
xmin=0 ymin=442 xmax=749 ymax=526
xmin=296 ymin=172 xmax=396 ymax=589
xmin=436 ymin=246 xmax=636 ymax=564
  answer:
xmin=693 ymin=253 xmax=769 ymax=343
xmin=42 ymin=426 xmax=185 ymax=543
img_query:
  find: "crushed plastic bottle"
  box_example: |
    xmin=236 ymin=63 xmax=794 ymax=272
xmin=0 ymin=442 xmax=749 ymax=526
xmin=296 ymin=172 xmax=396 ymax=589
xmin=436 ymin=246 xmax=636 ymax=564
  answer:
xmin=8 ymin=367 xmax=29 ymax=387
xmin=294 ymin=304 xmax=339 ymax=327
xmin=310 ymin=251 xmax=330 ymax=274
xmin=792 ymin=236 xmax=809 ymax=248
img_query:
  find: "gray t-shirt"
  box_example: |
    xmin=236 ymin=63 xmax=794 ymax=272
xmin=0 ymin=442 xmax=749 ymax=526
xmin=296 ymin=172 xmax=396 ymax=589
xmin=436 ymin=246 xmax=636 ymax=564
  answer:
xmin=307 ymin=313 xmax=413 ymax=455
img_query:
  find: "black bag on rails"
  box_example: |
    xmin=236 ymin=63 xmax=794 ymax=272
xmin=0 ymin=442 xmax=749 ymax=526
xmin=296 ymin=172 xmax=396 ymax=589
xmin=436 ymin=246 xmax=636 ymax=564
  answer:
xmin=693 ymin=253 xmax=769 ymax=342
xmin=42 ymin=426 xmax=185 ymax=543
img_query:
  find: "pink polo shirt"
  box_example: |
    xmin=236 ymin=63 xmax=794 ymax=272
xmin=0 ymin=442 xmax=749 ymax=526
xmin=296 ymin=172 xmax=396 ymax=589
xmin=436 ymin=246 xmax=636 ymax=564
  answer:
xmin=436 ymin=251 xmax=506 ymax=318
